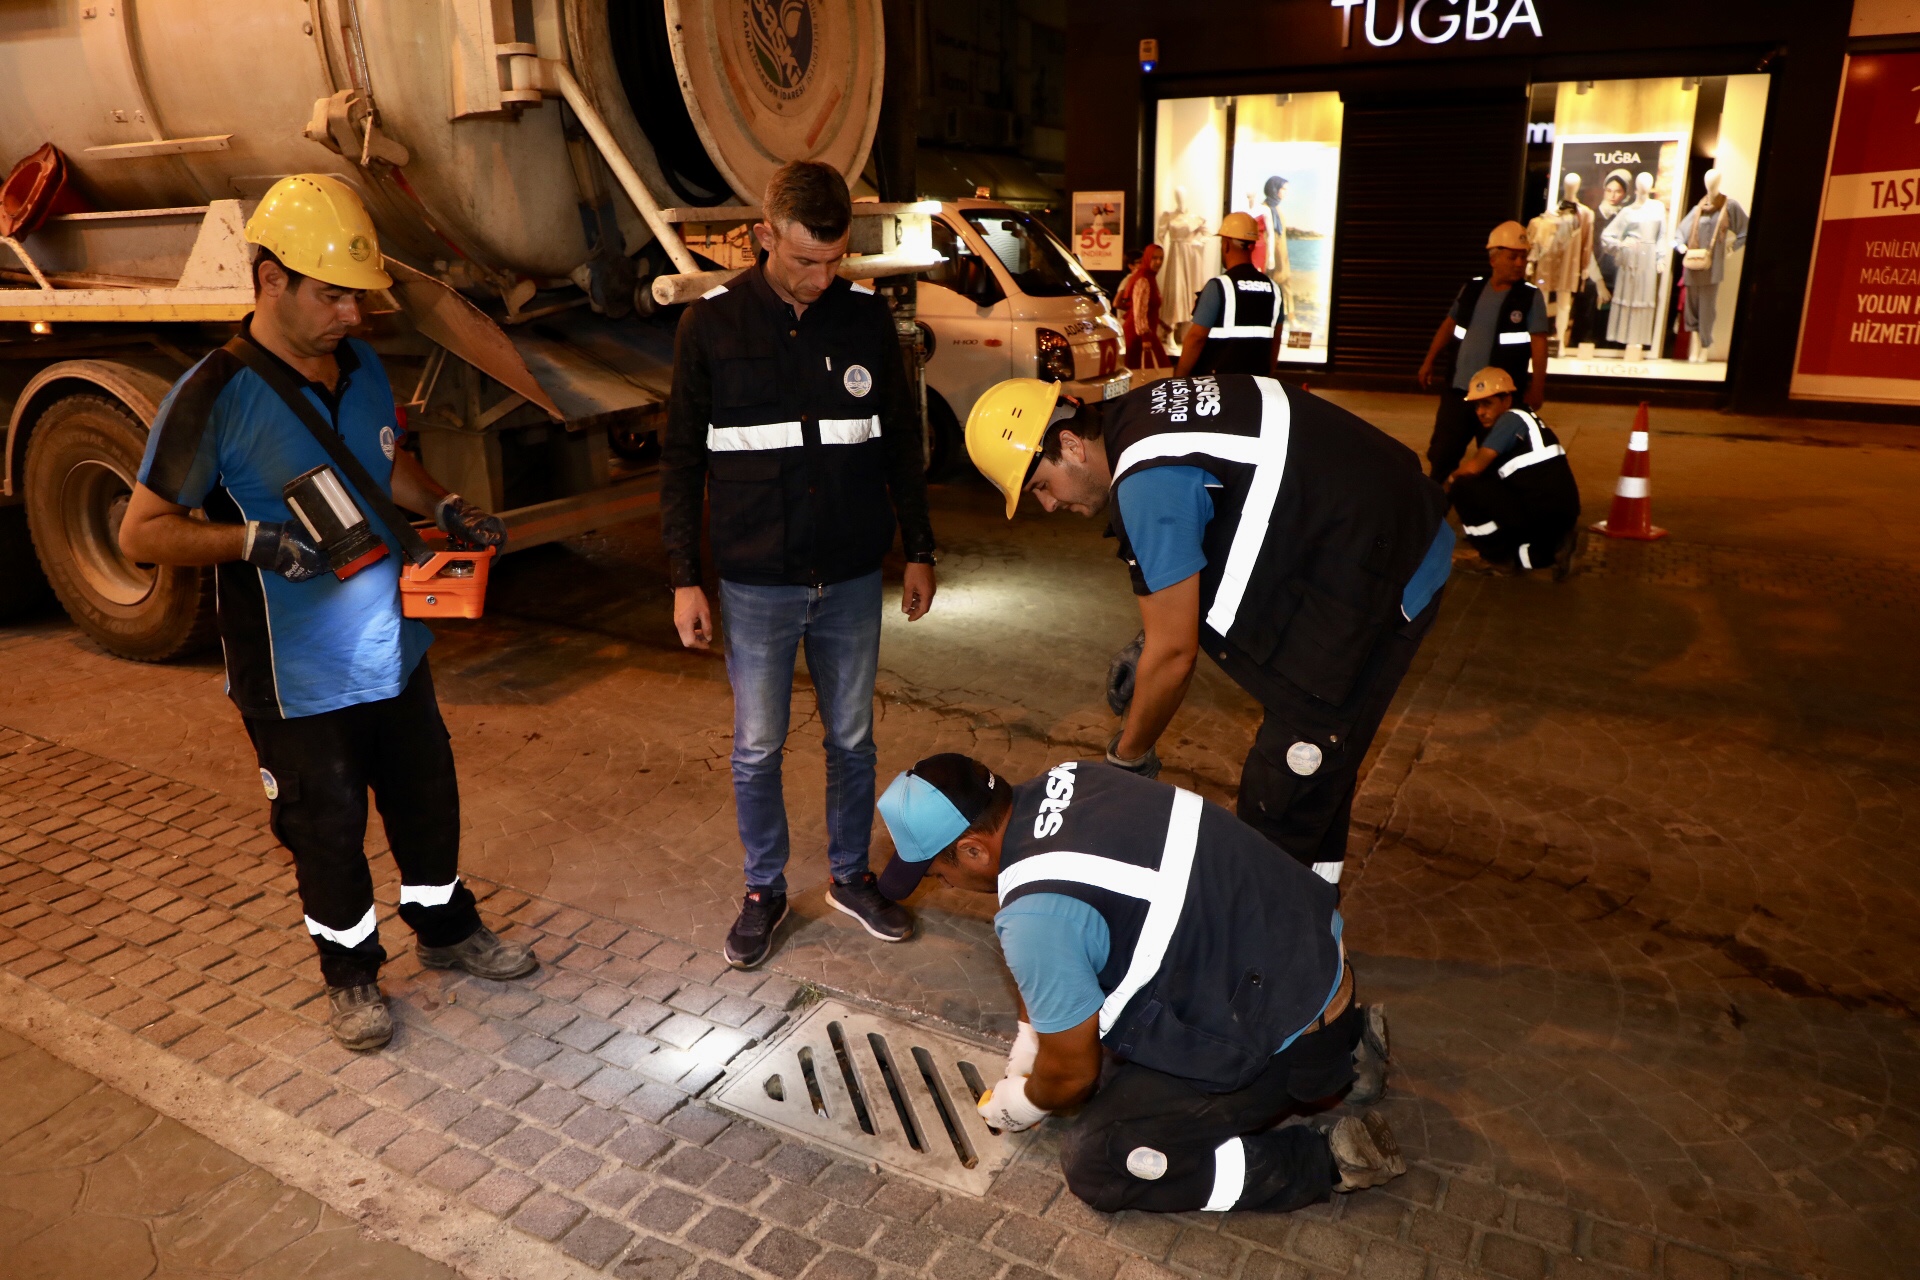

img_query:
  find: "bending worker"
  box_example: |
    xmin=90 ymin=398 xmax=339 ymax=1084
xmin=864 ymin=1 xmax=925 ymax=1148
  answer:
xmin=1173 ymin=211 xmax=1282 ymax=378
xmin=873 ymin=753 xmax=1403 ymax=1214
xmin=119 ymin=175 xmax=533 ymax=1052
xmin=1446 ymin=367 xmax=1581 ymax=577
xmin=965 ymin=374 xmax=1451 ymax=889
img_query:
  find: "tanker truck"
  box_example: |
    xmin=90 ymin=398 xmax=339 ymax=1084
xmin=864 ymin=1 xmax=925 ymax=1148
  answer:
xmin=0 ymin=0 xmax=941 ymax=659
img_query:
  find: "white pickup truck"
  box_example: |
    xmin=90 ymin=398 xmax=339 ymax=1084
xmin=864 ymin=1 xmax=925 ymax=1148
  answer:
xmin=916 ymin=200 xmax=1130 ymax=475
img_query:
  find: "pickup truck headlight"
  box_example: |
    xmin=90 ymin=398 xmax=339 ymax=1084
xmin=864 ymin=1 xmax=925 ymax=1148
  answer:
xmin=1035 ymin=328 xmax=1075 ymax=382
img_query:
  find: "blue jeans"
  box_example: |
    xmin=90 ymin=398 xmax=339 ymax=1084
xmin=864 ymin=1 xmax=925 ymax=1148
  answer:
xmin=719 ymin=571 xmax=883 ymax=892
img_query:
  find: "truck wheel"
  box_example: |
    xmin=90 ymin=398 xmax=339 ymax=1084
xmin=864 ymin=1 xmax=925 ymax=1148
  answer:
xmin=23 ymin=394 xmax=216 ymax=661
xmin=0 ymin=504 xmax=56 ymax=622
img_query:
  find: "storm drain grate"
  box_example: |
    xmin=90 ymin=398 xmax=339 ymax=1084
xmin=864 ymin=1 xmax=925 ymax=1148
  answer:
xmin=711 ymin=999 xmax=1025 ymax=1195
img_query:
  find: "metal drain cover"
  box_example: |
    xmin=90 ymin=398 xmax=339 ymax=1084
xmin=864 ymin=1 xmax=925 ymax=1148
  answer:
xmin=712 ymin=1000 xmax=1025 ymax=1195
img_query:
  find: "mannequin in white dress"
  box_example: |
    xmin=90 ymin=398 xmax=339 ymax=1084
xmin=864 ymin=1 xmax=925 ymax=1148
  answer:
xmin=1600 ymin=172 xmax=1668 ymax=351
xmin=1156 ymin=187 xmax=1209 ymax=332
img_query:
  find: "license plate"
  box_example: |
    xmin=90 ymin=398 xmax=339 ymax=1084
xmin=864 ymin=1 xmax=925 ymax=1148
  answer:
xmin=1102 ymin=372 xmax=1132 ymax=399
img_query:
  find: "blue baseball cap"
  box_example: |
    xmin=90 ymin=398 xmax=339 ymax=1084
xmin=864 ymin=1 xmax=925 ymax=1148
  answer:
xmin=875 ymin=754 xmax=1003 ymax=900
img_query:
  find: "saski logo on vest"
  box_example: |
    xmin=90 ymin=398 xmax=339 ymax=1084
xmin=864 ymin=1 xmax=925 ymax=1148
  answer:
xmin=1148 ymin=375 xmax=1223 ymax=424
xmin=1034 ymin=761 xmax=1080 ymax=838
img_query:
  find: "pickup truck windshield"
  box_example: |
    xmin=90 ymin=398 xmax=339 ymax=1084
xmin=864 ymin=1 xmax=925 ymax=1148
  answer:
xmin=963 ymin=210 xmax=1101 ymax=300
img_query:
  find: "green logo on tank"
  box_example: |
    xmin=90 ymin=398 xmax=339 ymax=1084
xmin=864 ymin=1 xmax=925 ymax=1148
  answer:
xmin=743 ymin=0 xmax=816 ymax=102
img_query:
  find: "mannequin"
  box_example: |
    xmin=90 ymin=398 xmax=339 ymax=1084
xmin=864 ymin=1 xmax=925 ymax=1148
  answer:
xmin=1600 ymin=172 xmax=1668 ymax=351
xmin=1584 ymin=168 xmax=1631 ymax=344
xmin=1156 ymin=188 xmax=1209 ymax=332
xmin=1528 ymin=173 xmax=1594 ymax=355
xmin=1673 ymin=168 xmax=1750 ymax=363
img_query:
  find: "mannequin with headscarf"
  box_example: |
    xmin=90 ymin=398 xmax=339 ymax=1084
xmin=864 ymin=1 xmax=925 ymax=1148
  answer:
xmin=1582 ymin=168 xmax=1632 ymax=345
xmin=1262 ymin=175 xmax=1293 ymax=318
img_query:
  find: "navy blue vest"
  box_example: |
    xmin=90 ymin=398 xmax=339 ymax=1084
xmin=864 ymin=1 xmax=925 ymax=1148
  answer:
xmin=1193 ymin=263 xmax=1279 ymax=376
xmin=1450 ymin=276 xmax=1541 ymax=385
xmin=998 ymin=761 xmax=1343 ymax=1092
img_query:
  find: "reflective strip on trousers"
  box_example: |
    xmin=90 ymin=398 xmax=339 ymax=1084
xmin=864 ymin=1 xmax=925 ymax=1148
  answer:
xmin=1518 ymin=543 xmax=1534 ymax=570
xmin=1202 ymin=1137 xmax=1247 ymax=1211
xmin=1212 ymin=273 xmax=1277 ymax=340
xmin=305 ymin=905 xmax=377 ymax=949
xmin=1462 ymin=520 xmax=1498 ymax=536
xmin=399 ymin=879 xmax=460 ymax=908
xmin=996 ymin=788 xmax=1205 ymax=1037
xmin=706 ymin=417 xmax=881 ymax=452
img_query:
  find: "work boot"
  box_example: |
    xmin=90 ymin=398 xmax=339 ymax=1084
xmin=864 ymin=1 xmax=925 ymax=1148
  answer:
xmin=1326 ymin=1112 xmax=1406 ymax=1191
xmin=328 ymin=983 xmax=393 ymax=1052
xmin=725 ymin=888 xmax=789 ymax=970
xmin=417 ymin=925 xmax=538 ymax=980
xmin=1348 ymin=1004 xmax=1391 ymax=1106
xmin=829 ymin=871 xmax=913 ymax=942
xmin=1551 ymin=526 xmax=1579 ymax=581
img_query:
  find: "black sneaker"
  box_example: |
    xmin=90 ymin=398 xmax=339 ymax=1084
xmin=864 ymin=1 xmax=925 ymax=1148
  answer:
xmin=725 ymin=888 xmax=789 ymax=970
xmin=828 ymin=871 xmax=913 ymax=942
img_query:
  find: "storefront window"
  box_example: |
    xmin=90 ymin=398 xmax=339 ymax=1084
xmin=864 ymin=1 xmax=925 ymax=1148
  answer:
xmin=1153 ymin=92 xmax=1344 ymax=365
xmin=1527 ymin=75 xmax=1770 ymax=383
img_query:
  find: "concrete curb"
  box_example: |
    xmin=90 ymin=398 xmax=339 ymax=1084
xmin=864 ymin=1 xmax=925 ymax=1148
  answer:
xmin=0 ymin=968 xmax=599 ymax=1280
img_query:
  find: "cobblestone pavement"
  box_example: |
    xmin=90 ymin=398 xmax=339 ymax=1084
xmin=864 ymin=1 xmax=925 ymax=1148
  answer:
xmin=0 ymin=394 xmax=1915 ymax=1279
xmin=0 ymin=1023 xmax=453 ymax=1278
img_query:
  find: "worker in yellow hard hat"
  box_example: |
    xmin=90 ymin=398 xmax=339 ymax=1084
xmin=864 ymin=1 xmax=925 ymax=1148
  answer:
xmin=1172 ymin=210 xmax=1282 ymax=379
xmin=1446 ymin=366 xmax=1581 ymax=580
xmin=120 ymin=175 xmax=529 ymax=1054
xmin=1415 ymin=219 xmax=1552 ymax=480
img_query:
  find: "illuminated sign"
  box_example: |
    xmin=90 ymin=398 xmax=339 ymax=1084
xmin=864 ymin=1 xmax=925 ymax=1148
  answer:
xmin=1331 ymin=0 xmax=1544 ymax=49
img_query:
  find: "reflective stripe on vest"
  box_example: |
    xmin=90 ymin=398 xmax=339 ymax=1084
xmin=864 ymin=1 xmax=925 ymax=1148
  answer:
xmin=1452 ymin=324 xmax=1468 ymax=339
xmin=1498 ymin=331 xmax=1532 ymax=344
xmin=1495 ymin=410 xmax=1566 ymax=479
xmin=1211 ymin=273 xmax=1278 ymax=340
xmin=996 ymin=787 xmax=1205 ymax=1037
xmin=1112 ymin=378 xmax=1291 ymax=637
xmin=706 ymin=416 xmax=881 ymax=452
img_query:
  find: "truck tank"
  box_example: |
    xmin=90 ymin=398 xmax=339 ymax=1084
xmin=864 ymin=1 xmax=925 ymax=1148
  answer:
xmin=0 ymin=0 xmax=899 ymax=660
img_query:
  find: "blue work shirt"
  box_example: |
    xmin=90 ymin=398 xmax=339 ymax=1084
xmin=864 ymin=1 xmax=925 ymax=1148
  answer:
xmin=1116 ymin=466 xmax=1453 ymax=619
xmin=138 ymin=322 xmax=431 ymax=719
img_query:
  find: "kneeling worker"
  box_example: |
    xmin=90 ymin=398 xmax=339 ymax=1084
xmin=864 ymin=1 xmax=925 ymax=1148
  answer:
xmin=119 ymin=175 xmax=534 ymax=1051
xmin=966 ymin=374 xmax=1451 ymax=888
xmin=1446 ymin=367 xmax=1580 ymax=577
xmin=874 ymin=754 xmax=1403 ymax=1214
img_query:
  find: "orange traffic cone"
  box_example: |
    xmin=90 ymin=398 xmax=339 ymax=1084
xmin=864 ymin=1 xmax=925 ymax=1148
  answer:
xmin=1590 ymin=403 xmax=1668 ymax=541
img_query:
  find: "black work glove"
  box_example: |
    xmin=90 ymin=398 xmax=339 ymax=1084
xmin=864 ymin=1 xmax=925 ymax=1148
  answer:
xmin=1107 ymin=630 xmax=1145 ymax=716
xmin=1105 ymin=732 xmax=1161 ymax=780
xmin=435 ymin=493 xmax=507 ymax=551
xmin=244 ymin=520 xmax=325 ymax=582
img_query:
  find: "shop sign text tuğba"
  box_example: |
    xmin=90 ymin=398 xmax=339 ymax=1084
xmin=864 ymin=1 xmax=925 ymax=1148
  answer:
xmin=1332 ymin=0 xmax=1544 ymax=49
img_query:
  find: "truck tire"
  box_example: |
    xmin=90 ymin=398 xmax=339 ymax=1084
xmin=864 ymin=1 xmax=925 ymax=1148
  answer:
xmin=0 ymin=503 xmax=56 ymax=621
xmin=23 ymin=394 xmax=216 ymax=661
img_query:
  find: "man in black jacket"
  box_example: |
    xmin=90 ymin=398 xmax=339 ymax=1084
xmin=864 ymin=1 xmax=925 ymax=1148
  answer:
xmin=661 ymin=161 xmax=938 ymax=969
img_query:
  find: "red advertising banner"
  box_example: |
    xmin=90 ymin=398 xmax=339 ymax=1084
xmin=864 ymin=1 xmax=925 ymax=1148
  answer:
xmin=1794 ymin=53 xmax=1920 ymax=403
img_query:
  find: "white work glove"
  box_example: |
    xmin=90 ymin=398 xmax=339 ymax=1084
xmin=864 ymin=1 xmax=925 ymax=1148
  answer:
xmin=978 ymin=1075 xmax=1048 ymax=1133
xmin=1007 ymin=1021 xmax=1040 ymax=1078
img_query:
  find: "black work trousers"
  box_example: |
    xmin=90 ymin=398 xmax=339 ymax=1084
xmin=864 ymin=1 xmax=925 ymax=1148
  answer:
xmin=1237 ymin=594 xmax=1441 ymax=871
xmin=1426 ymin=387 xmax=1485 ymax=480
xmin=1059 ymin=1004 xmax=1363 ymax=1213
xmin=1451 ymin=464 xmax=1581 ymax=571
xmin=243 ymin=658 xmax=480 ymax=989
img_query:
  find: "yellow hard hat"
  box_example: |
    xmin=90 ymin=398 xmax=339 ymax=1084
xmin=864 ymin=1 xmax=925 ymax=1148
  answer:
xmin=1464 ymin=366 xmax=1517 ymax=401
xmin=1486 ymin=220 xmax=1529 ymax=252
xmin=965 ymin=378 xmax=1062 ymax=518
xmin=1218 ymin=211 xmax=1260 ymax=243
xmin=245 ymin=174 xmax=392 ymax=290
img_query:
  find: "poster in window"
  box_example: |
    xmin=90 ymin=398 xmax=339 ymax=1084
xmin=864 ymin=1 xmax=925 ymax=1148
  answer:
xmin=1793 ymin=53 xmax=1920 ymax=404
xmin=1071 ymin=192 xmax=1125 ymax=271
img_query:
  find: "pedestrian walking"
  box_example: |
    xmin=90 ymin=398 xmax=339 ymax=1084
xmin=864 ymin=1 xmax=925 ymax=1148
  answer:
xmin=1117 ymin=245 xmax=1170 ymax=370
xmin=872 ymin=754 xmax=1403 ymax=1214
xmin=965 ymin=373 xmax=1452 ymax=887
xmin=1416 ymin=221 xmax=1551 ymax=479
xmin=1446 ymin=367 xmax=1580 ymax=577
xmin=661 ymin=160 xmax=938 ymax=970
xmin=117 ymin=175 xmax=533 ymax=1052
xmin=1173 ymin=211 xmax=1283 ymax=378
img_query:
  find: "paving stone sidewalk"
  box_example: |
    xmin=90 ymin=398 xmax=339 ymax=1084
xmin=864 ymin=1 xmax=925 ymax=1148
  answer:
xmin=0 ymin=727 xmax=1798 ymax=1280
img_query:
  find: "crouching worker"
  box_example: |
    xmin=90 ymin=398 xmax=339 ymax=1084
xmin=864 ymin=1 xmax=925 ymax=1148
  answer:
xmin=1447 ymin=367 xmax=1580 ymax=578
xmin=118 ymin=175 xmax=533 ymax=1052
xmin=873 ymin=754 xmax=1403 ymax=1215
